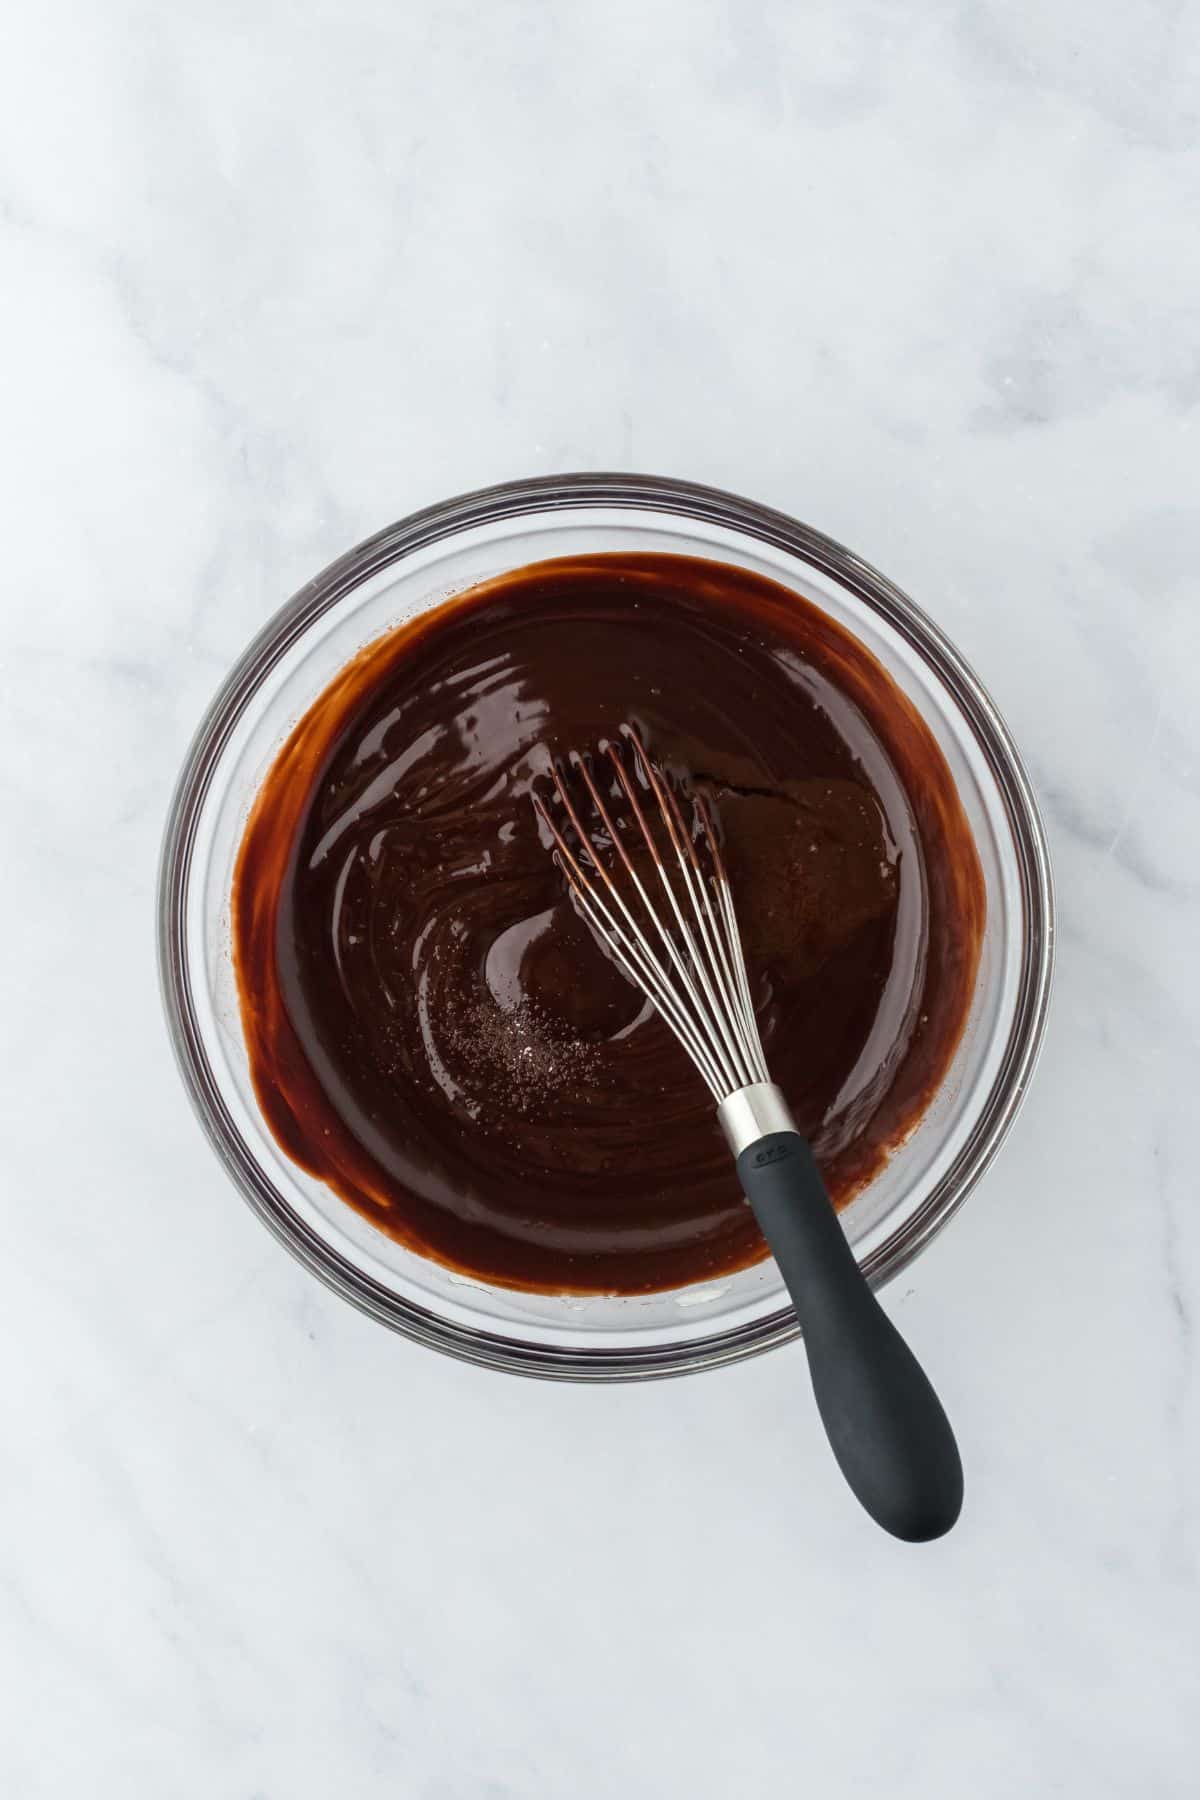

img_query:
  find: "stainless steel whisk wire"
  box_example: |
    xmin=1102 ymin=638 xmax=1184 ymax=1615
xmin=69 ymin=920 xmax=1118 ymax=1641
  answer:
xmin=532 ymin=726 xmax=770 ymax=1102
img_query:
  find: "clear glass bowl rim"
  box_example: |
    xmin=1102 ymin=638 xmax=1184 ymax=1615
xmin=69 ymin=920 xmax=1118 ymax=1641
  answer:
xmin=157 ymin=471 xmax=1054 ymax=1380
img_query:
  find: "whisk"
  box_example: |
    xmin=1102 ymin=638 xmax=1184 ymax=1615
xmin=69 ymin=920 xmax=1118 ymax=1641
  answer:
xmin=534 ymin=726 xmax=963 ymax=1542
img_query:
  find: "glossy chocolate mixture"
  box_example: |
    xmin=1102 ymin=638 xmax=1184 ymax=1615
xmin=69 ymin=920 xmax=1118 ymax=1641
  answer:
xmin=234 ymin=554 xmax=985 ymax=1294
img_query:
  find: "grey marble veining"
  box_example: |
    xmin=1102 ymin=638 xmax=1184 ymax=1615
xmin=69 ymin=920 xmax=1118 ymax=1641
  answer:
xmin=1 ymin=1 xmax=1198 ymax=1794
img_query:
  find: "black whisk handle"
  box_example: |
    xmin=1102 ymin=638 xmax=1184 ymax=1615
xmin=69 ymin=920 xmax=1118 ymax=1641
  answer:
xmin=737 ymin=1132 xmax=963 ymax=1542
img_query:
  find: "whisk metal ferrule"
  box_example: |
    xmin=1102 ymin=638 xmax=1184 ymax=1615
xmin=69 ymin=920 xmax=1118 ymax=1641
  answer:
xmin=716 ymin=1081 xmax=799 ymax=1158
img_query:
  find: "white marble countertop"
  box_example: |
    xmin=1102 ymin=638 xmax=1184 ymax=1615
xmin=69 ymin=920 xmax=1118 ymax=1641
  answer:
xmin=3 ymin=3 xmax=1198 ymax=1794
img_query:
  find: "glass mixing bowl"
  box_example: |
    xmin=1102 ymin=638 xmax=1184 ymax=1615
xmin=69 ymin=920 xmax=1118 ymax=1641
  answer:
xmin=158 ymin=474 xmax=1053 ymax=1379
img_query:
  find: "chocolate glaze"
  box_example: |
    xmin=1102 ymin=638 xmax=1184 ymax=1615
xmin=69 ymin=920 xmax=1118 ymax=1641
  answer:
xmin=234 ymin=554 xmax=985 ymax=1294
